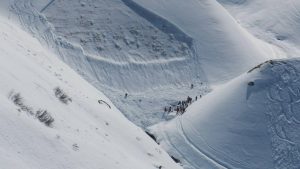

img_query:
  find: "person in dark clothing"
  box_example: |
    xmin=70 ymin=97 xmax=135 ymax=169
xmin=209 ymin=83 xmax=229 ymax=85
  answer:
xmin=125 ymin=93 xmax=128 ymax=98
xmin=191 ymin=84 xmax=194 ymax=89
xmin=169 ymin=107 xmax=172 ymax=113
xmin=187 ymin=96 xmax=192 ymax=104
xmin=248 ymin=81 xmax=255 ymax=86
xmin=196 ymin=96 xmax=198 ymax=101
xmin=164 ymin=107 xmax=167 ymax=112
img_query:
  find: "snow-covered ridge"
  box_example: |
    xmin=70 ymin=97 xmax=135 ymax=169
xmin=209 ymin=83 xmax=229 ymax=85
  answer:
xmin=0 ymin=15 xmax=181 ymax=169
xmin=217 ymin=0 xmax=300 ymax=58
xmin=129 ymin=0 xmax=285 ymax=82
xmin=154 ymin=59 xmax=300 ymax=169
xmin=121 ymin=0 xmax=193 ymax=47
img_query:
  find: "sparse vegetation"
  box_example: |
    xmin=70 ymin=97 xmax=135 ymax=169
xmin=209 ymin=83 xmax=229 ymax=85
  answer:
xmin=9 ymin=90 xmax=54 ymax=127
xmin=9 ymin=91 xmax=34 ymax=115
xmin=72 ymin=143 xmax=79 ymax=151
xmin=54 ymin=87 xmax=72 ymax=104
xmin=36 ymin=109 xmax=55 ymax=126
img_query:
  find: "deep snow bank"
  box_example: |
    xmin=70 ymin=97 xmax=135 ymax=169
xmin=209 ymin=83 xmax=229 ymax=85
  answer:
xmin=153 ymin=59 xmax=300 ymax=169
xmin=0 ymin=15 xmax=181 ymax=169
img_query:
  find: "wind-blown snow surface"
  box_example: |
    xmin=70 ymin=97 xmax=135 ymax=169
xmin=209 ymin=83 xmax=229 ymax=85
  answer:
xmin=0 ymin=15 xmax=181 ymax=169
xmin=2 ymin=1 xmax=300 ymax=169
xmin=122 ymin=0 xmax=285 ymax=82
xmin=8 ymin=0 xmax=285 ymax=127
xmin=9 ymin=0 xmax=209 ymax=127
xmin=153 ymin=60 xmax=300 ymax=169
xmin=217 ymin=0 xmax=300 ymax=57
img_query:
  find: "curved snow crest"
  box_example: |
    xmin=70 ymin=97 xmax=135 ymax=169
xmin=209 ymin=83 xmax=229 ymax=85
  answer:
xmin=40 ymin=0 xmax=55 ymax=13
xmin=129 ymin=0 xmax=285 ymax=83
xmin=64 ymin=37 xmax=188 ymax=66
xmin=217 ymin=0 xmax=300 ymax=58
xmin=121 ymin=0 xmax=193 ymax=47
xmin=154 ymin=59 xmax=300 ymax=169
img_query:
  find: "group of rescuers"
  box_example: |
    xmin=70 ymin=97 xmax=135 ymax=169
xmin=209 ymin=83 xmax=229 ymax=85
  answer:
xmin=124 ymin=84 xmax=203 ymax=116
xmin=164 ymin=94 xmax=201 ymax=115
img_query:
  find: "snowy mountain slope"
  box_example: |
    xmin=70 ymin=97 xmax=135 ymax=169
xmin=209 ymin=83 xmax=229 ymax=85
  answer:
xmin=8 ymin=0 xmax=286 ymax=128
xmin=15 ymin=0 xmax=284 ymax=84
xmin=124 ymin=0 xmax=285 ymax=82
xmin=152 ymin=59 xmax=300 ymax=169
xmin=217 ymin=0 xmax=300 ymax=58
xmin=9 ymin=0 xmax=210 ymax=127
xmin=0 ymin=15 xmax=182 ymax=169
xmin=2 ymin=1 xmax=300 ymax=169
xmin=12 ymin=0 xmax=202 ymax=92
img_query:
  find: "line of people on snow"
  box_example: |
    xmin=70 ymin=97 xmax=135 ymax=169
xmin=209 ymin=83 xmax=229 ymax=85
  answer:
xmin=164 ymin=95 xmax=202 ymax=116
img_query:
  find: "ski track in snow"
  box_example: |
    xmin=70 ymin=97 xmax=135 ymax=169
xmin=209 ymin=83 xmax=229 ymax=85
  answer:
xmin=158 ymin=116 xmax=227 ymax=169
xmin=176 ymin=117 xmax=228 ymax=169
xmin=40 ymin=0 xmax=55 ymax=13
xmin=160 ymin=123 xmax=198 ymax=169
xmin=162 ymin=114 xmax=251 ymax=169
xmin=178 ymin=116 xmax=250 ymax=169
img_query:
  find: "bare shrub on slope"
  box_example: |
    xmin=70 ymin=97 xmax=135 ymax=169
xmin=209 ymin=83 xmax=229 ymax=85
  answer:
xmin=54 ymin=87 xmax=72 ymax=104
xmin=36 ymin=109 xmax=54 ymax=127
xmin=9 ymin=91 xmax=54 ymax=127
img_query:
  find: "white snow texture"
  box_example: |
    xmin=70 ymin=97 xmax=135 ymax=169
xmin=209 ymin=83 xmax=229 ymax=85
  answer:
xmin=1 ymin=0 xmax=300 ymax=169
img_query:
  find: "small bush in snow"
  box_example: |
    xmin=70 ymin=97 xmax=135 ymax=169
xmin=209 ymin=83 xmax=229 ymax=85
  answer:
xmin=72 ymin=143 xmax=79 ymax=151
xmin=9 ymin=92 xmax=34 ymax=115
xmin=10 ymin=92 xmax=22 ymax=105
xmin=54 ymin=87 xmax=72 ymax=104
xmin=9 ymin=91 xmax=54 ymax=127
xmin=36 ymin=109 xmax=54 ymax=127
